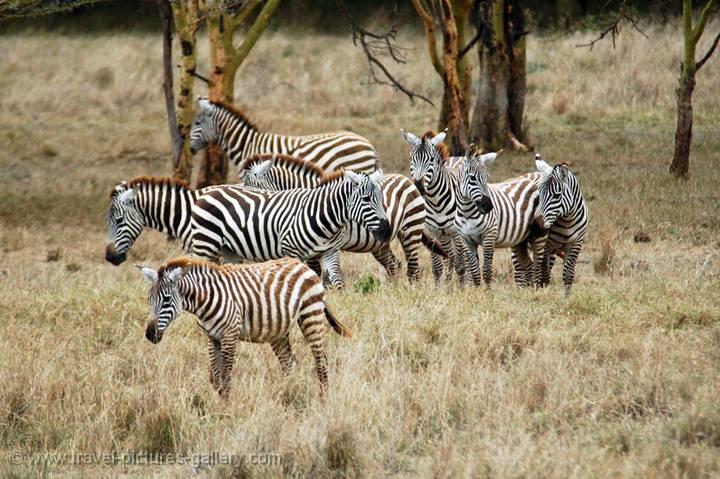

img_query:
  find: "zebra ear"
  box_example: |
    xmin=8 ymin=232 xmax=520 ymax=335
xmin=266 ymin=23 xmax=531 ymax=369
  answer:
xmin=166 ymin=265 xmax=189 ymax=283
xmin=369 ymin=169 xmax=384 ymax=183
xmin=400 ymin=129 xmax=420 ymax=146
xmin=430 ymin=129 xmax=447 ymax=147
xmin=344 ymin=170 xmax=362 ymax=184
xmin=535 ymin=154 xmax=553 ymax=175
xmin=479 ymin=151 xmax=500 ymax=166
xmin=136 ymin=265 xmax=158 ymax=283
xmin=118 ymin=188 xmax=136 ymax=206
xmin=197 ymin=97 xmax=211 ymax=110
xmin=558 ymin=164 xmax=570 ymax=184
xmin=254 ymin=160 xmax=273 ymax=178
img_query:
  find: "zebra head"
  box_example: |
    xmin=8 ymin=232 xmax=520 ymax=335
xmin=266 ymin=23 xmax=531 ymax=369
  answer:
xmin=190 ymin=98 xmax=219 ymax=154
xmin=105 ymin=183 xmax=143 ymax=265
xmin=345 ymin=170 xmax=392 ymax=242
xmin=535 ymin=154 xmax=570 ymax=229
xmin=459 ymin=146 xmax=499 ymax=214
xmin=138 ymin=264 xmax=189 ymax=344
xmin=402 ymin=128 xmax=447 ymax=195
xmin=241 ymin=158 xmax=275 ymax=189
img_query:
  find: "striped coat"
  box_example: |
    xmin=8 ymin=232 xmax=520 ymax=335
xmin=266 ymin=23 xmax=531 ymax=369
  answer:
xmin=139 ymin=257 xmax=351 ymax=396
xmin=456 ymin=151 xmax=546 ymax=287
xmin=190 ymin=99 xmax=379 ymax=174
xmin=241 ymin=154 xmax=445 ymax=286
xmin=535 ymin=155 xmax=589 ymax=295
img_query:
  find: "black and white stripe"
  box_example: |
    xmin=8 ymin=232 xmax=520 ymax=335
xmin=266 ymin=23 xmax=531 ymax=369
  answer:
xmin=241 ymin=154 xmax=444 ymax=287
xmin=189 ymin=171 xmax=392 ymax=269
xmin=535 ymin=154 xmax=589 ymax=295
xmin=190 ymin=99 xmax=379 ymax=174
xmin=456 ymin=148 xmax=546 ymax=287
xmin=401 ymin=128 xmax=466 ymax=284
xmin=105 ymin=177 xmax=219 ymax=265
xmin=139 ymin=257 xmax=351 ymax=396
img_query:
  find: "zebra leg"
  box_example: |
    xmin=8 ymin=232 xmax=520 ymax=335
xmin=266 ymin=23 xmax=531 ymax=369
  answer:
xmin=297 ymin=310 xmax=328 ymax=393
xmin=452 ymin=233 xmax=468 ymax=284
xmin=217 ymin=330 xmax=239 ymax=399
xmin=372 ymin=246 xmax=401 ymax=279
xmin=481 ymin=237 xmax=496 ymax=287
xmin=306 ymin=257 xmax=323 ymax=277
xmin=440 ymin=235 xmax=456 ymax=282
xmin=320 ymin=250 xmax=345 ymax=289
xmin=529 ymin=236 xmax=548 ymax=288
xmin=461 ymin=236 xmax=482 ymax=286
xmin=208 ymin=337 xmax=222 ymax=391
xmin=270 ymin=333 xmax=298 ymax=375
xmin=398 ymin=232 xmax=422 ymax=283
xmin=510 ymin=244 xmax=533 ymax=287
xmin=562 ymin=242 xmax=584 ymax=296
xmin=540 ymin=249 xmax=555 ymax=287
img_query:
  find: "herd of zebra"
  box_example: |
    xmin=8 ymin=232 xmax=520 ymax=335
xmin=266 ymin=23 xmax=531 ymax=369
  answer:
xmin=105 ymin=98 xmax=588 ymax=396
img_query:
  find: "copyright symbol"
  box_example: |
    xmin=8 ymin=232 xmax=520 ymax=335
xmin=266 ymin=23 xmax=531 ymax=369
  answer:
xmin=9 ymin=451 xmax=23 ymax=465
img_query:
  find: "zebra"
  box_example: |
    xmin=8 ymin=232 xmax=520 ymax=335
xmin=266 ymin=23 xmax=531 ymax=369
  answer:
xmin=138 ymin=257 xmax=351 ymax=396
xmin=401 ymin=128 xmax=467 ymax=284
xmin=534 ymin=154 xmax=589 ymax=295
xmin=240 ymin=153 xmax=447 ymax=286
xmin=190 ymin=98 xmax=379 ymax=175
xmin=190 ymin=171 xmax=392 ymax=273
xmin=456 ymin=147 xmax=546 ymax=287
xmin=105 ymin=176 xmax=221 ymax=265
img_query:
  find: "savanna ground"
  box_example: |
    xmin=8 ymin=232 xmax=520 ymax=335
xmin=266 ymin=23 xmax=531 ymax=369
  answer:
xmin=1 ymin=19 xmax=719 ymax=478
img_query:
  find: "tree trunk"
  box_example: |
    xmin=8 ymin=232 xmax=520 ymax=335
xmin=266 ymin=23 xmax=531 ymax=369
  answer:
xmin=453 ymin=0 xmax=473 ymax=125
xmin=506 ymin=0 xmax=527 ymax=146
xmin=170 ymin=0 xmax=198 ymax=183
xmin=471 ymin=0 xmax=508 ymax=151
xmin=156 ymin=0 xmax=183 ymax=175
xmin=670 ymin=68 xmax=695 ymax=178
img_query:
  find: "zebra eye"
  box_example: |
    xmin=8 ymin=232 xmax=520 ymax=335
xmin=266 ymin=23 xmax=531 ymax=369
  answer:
xmin=362 ymin=195 xmax=371 ymax=201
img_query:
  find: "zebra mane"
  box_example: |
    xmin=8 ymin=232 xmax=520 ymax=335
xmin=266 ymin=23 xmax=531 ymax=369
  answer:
xmin=159 ymin=256 xmax=299 ymax=278
xmin=127 ymin=176 xmax=193 ymax=192
xmin=211 ymin=101 xmax=260 ymax=131
xmin=421 ymin=130 xmax=451 ymax=165
xmin=243 ymin=153 xmax=324 ymax=178
xmin=318 ymin=169 xmax=347 ymax=185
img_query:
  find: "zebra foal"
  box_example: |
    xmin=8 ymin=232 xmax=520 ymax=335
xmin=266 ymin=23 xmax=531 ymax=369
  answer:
xmin=138 ymin=257 xmax=351 ymax=396
xmin=190 ymin=98 xmax=379 ymax=174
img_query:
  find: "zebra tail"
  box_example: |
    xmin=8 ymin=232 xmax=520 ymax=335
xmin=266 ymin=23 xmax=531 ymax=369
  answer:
xmin=324 ymin=305 xmax=352 ymax=338
xmin=421 ymin=231 xmax=449 ymax=259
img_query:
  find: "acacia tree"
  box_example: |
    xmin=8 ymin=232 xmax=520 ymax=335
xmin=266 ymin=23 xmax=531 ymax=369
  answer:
xmin=669 ymin=0 xmax=718 ymax=178
xmin=196 ymin=0 xmax=282 ymax=188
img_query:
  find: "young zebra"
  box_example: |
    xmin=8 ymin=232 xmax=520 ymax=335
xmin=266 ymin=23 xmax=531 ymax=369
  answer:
xmin=240 ymin=154 xmax=446 ymax=286
xmin=534 ymin=154 xmax=589 ymax=295
xmin=190 ymin=98 xmax=378 ymax=174
xmin=456 ymin=148 xmax=546 ymax=287
xmin=401 ymin=128 xmax=467 ymax=284
xmin=105 ymin=177 xmax=220 ymax=265
xmin=138 ymin=257 xmax=351 ymax=396
xmin=190 ymin=171 xmax=392 ymax=271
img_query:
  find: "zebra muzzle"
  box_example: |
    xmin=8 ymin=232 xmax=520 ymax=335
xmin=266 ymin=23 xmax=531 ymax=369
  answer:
xmin=475 ymin=195 xmax=493 ymax=214
xmin=145 ymin=321 xmax=163 ymax=344
xmin=105 ymin=244 xmax=127 ymax=265
xmin=372 ymin=219 xmax=392 ymax=242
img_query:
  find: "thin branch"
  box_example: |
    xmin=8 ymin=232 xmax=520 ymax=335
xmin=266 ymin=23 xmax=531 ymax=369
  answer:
xmin=576 ymin=1 xmax=648 ymax=50
xmin=336 ymin=0 xmax=434 ymax=106
xmin=696 ymin=32 xmax=720 ymax=70
xmin=691 ymin=0 xmax=718 ymax=45
xmin=185 ymin=68 xmax=211 ymax=84
xmin=458 ymin=23 xmax=482 ymax=59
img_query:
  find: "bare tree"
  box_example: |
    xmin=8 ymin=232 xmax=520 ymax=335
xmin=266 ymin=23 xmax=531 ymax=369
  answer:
xmin=669 ymin=0 xmax=718 ymax=178
xmin=196 ymin=0 xmax=282 ymax=188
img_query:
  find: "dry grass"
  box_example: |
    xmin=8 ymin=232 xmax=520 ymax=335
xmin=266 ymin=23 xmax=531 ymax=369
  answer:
xmin=1 ymin=20 xmax=719 ymax=478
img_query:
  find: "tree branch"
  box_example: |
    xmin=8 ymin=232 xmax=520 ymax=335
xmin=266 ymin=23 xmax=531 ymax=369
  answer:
xmin=458 ymin=23 xmax=483 ymax=59
xmin=186 ymin=68 xmax=211 ymax=84
xmin=230 ymin=0 xmax=282 ymax=74
xmin=576 ymin=1 xmax=648 ymax=50
xmin=696 ymin=31 xmax=720 ymax=70
xmin=410 ymin=0 xmax=444 ymax=75
xmin=692 ymin=0 xmax=718 ymax=45
xmin=336 ymin=0 xmax=434 ymax=106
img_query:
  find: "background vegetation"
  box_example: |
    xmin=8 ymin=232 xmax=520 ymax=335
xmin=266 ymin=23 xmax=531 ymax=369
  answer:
xmin=0 ymin=7 xmax=719 ymax=478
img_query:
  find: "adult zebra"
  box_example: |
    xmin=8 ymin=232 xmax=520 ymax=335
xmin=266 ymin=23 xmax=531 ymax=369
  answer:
xmin=401 ymin=128 xmax=466 ymax=284
xmin=456 ymin=147 xmax=546 ymax=287
xmin=534 ymin=154 xmax=589 ymax=295
xmin=105 ymin=177 xmax=220 ymax=265
xmin=190 ymin=98 xmax=379 ymax=174
xmin=190 ymin=171 xmax=392 ymax=270
xmin=138 ymin=257 xmax=351 ymax=396
xmin=241 ymin=154 xmax=447 ymax=286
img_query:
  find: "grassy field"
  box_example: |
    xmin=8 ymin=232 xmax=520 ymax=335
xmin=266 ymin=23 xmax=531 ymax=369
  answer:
xmin=1 ymin=20 xmax=720 ymax=478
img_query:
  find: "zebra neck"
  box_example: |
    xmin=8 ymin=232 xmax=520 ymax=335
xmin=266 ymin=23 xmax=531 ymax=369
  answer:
xmin=424 ymin=167 xmax=457 ymax=212
xmin=561 ymin=178 xmax=585 ymax=222
xmin=136 ymin=184 xmax=196 ymax=246
xmin=216 ymin=113 xmax=259 ymax=167
xmin=289 ymin=180 xmax=351 ymax=238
